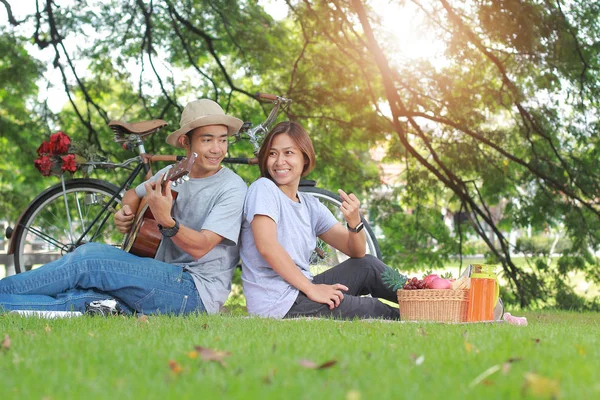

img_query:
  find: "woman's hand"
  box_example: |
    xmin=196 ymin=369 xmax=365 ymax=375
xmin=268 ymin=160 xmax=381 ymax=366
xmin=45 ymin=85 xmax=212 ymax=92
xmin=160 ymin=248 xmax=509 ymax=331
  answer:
xmin=305 ymin=283 xmax=349 ymax=310
xmin=338 ymin=189 xmax=361 ymax=229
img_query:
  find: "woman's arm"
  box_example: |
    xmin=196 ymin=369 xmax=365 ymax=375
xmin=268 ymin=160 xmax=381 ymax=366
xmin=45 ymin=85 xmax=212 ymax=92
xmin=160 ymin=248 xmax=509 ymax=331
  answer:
xmin=252 ymin=215 xmax=348 ymax=309
xmin=318 ymin=190 xmax=366 ymax=258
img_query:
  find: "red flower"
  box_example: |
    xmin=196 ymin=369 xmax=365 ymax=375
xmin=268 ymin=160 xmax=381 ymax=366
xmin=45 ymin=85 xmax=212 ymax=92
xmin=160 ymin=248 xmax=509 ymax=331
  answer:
xmin=50 ymin=131 xmax=71 ymax=154
xmin=37 ymin=141 xmax=53 ymax=156
xmin=34 ymin=156 xmax=54 ymax=176
xmin=61 ymin=154 xmax=77 ymax=172
xmin=34 ymin=131 xmax=79 ymax=177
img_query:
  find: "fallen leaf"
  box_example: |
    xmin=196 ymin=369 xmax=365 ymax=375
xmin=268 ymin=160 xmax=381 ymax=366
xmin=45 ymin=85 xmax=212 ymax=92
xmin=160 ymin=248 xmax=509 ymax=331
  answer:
xmin=482 ymin=379 xmax=495 ymax=386
xmin=522 ymin=372 xmax=560 ymax=399
xmin=298 ymin=359 xmax=318 ymax=369
xmin=262 ymin=368 xmax=277 ymax=384
xmin=202 ymin=324 xmax=208 ymax=330
xmin=88 ymin=332 xmax=95 ymax=337
xmin=464 ymin=340 xmax=479 ymax=353
xmin=1 ymin=335 xmax=10 ymax=352
xmin=469 ymin=364 xmax=501 ymax=388
xmin=194 ymin=346 xmax=231 ymax=367
xmin=345 ymin=390 xmax=361 ymax=400
xmin=298 ymin=359 xmax=337 ymax=369
xmin=419 ymin=327 xmax=428 ymax=336
xmin=168 ymin=360 xmax=183 ymax=374
xmin=409 ymin=353 xmax=425 ymax=366
xmin=44 ymin=325 xmax=52 ymax=333
xmin=317 ymin=360 xmax=337 ymax=369
xmin=187 ymin=350 xmax=198 ymax=359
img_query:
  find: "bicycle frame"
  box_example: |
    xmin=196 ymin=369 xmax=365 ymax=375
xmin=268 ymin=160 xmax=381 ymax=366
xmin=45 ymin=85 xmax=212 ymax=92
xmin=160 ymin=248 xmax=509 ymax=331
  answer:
xmin=8 ymin=94 xmax=291 ymax=255
xmin=8 ymin=93 xmax=383 ymax=275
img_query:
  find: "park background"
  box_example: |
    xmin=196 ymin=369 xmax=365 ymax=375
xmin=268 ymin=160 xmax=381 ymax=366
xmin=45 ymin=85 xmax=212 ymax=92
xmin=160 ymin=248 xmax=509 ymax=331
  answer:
xmin=2 ymin=2 xmax=600 ymax=399
xmin=1 ymin=0 xmax=600 ymax=312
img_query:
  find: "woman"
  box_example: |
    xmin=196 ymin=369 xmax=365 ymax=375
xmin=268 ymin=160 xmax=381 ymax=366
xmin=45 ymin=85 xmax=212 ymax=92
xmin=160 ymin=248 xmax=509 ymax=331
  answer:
xmin=240 ymin=121 xmax=399 ymax=319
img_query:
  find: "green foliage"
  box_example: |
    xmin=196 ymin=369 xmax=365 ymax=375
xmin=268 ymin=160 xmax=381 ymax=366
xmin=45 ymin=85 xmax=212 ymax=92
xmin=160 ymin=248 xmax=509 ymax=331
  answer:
xmin=515 ymin=235 xmax=573 ymax=255
xmin=0 ymin=31 xmax=48 ymax=220
xmin=381 ymin=266 xmax=408 ymax=291
xmin=370 ymin=188 xmax=461 ymax=270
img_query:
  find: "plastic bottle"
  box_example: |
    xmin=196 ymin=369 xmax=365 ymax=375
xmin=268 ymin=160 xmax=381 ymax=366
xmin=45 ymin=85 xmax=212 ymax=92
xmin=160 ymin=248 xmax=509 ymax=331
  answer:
xmin=467 ymin=264 xmax=498 ymax=322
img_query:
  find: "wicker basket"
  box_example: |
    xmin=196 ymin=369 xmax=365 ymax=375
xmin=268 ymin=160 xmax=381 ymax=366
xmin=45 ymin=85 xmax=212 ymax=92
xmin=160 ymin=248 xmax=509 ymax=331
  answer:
xmin=397 ymin=289 xmax=469 ymax=323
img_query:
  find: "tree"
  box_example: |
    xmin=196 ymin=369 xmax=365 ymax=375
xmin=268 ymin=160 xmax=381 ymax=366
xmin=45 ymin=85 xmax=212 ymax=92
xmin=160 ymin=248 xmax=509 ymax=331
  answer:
xmin=2 ymin=0 xmax=599 ymax=308
xmin=292 ymin=0 xmax=600 ymax=307
xmin=0 ymin=29 xmax=48 ymax=218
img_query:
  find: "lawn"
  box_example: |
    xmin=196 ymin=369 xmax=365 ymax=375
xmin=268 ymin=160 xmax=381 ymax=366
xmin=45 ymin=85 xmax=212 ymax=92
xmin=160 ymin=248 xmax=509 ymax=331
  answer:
xmin=1 ymin=310 xmax=598 ymax=399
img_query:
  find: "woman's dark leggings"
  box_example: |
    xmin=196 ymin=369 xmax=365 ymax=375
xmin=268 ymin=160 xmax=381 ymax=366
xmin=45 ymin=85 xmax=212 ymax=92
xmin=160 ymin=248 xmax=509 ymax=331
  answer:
xmin=284 ymin=255 xmax=400 ymax=320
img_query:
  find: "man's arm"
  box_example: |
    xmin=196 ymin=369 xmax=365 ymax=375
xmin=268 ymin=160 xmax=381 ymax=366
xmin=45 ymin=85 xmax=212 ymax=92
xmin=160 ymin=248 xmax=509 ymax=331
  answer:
xmin=144 ymin=175 xmax=225 ymax=260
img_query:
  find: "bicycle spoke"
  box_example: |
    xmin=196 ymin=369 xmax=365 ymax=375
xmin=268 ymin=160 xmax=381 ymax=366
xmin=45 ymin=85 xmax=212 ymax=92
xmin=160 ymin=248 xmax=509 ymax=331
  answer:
xmin=21 ymin=225 xmax=70 ymax=252
xmin=89 ymin=207 xmax=114 ymax=242
xmin=13 ymin=179 xmax=124 ymax=273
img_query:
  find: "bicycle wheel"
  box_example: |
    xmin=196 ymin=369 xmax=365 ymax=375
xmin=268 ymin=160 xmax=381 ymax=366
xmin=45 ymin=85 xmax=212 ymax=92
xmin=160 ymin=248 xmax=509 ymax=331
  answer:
xmin=12 ymin=179 xmax=122 ymax=274
xmin=299 ymin=186 xmax=381 ymax=275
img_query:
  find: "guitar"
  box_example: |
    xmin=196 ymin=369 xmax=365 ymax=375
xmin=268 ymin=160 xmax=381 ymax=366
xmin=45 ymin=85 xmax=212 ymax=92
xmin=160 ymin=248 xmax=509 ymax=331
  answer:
xmin=122 ymin=153 xmax=197 ymax=257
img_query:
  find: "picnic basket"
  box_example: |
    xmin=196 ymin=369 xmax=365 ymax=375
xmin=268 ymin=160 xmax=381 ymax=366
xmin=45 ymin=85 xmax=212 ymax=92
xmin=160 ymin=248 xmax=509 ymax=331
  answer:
xmin=397 ymin=289 xmax=469 ymax=323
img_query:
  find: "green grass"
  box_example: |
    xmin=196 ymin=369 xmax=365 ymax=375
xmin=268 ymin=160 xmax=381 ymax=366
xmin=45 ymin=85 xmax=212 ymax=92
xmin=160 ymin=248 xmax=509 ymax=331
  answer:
xmin=1 ymin=310 xmax=599 ymax=399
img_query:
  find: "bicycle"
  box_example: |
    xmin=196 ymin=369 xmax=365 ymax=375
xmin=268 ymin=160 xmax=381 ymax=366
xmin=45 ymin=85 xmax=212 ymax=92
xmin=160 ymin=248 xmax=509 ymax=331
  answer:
xmin=5 ymin=93 xmax=381 ymax=275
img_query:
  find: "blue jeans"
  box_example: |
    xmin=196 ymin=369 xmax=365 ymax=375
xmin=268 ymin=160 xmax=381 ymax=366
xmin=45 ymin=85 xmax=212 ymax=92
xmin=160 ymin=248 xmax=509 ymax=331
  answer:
xmin=0 ymin=243 xmax=205 ymax=315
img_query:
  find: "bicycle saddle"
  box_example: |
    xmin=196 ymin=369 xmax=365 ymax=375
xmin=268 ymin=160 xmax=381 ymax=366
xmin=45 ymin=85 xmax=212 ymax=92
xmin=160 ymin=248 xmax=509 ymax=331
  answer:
xmin=108 ymin=119 xmax=168 ymax=136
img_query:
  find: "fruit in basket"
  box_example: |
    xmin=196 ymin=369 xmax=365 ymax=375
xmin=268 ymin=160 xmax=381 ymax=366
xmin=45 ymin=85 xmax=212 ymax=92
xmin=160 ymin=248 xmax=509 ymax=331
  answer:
xmin=423 ymin=274 xmax=439 ymax=287
xmin=402 ymin=277 xmax=427 ymax=290
xmin=428 ymin=277 xmax=452 ymax=289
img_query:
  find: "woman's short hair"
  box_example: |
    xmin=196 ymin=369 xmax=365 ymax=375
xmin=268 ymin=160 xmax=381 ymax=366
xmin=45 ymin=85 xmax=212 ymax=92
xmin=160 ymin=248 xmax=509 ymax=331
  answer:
xmin=258 ymin=121 xmax=316 ymax=180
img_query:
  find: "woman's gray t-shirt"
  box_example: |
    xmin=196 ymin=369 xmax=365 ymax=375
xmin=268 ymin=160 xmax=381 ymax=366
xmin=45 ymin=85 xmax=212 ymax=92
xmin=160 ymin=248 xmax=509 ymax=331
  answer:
xmin=240 ymin=178 xmax=338 ymax=318
xmin=135 ymin=166 xmax=247 ymax=314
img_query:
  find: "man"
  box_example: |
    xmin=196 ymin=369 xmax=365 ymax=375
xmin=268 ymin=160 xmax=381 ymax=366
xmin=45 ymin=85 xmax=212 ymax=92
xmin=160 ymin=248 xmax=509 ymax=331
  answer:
xmin=0 ymin=99 xmax=247 ymax=315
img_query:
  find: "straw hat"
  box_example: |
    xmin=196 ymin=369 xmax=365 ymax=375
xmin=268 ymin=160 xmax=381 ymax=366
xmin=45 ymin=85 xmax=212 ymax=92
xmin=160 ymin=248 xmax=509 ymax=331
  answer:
xmin=166 ymin=99 xmax=243 ymax=148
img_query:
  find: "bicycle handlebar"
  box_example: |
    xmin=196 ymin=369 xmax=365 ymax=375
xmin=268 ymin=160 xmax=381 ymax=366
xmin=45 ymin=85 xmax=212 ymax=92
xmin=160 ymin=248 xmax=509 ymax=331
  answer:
xmin=255 ymin=92 xmax=279 ymax=101
xmin=224 ymin=157 xmax=258 ymax=165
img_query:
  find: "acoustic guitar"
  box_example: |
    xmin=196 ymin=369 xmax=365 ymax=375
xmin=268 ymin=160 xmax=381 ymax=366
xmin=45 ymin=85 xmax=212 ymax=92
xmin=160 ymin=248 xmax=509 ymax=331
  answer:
xmin=122 ymin=153 xmax=197 ymax=257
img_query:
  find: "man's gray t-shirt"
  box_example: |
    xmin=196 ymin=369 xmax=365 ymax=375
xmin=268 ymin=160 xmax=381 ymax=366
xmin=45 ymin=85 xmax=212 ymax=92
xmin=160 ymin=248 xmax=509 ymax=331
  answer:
xmin=240 ymin=178 xmax=338 ymax=318
xmin=135 ymin=166 xmax=247 ymax=314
